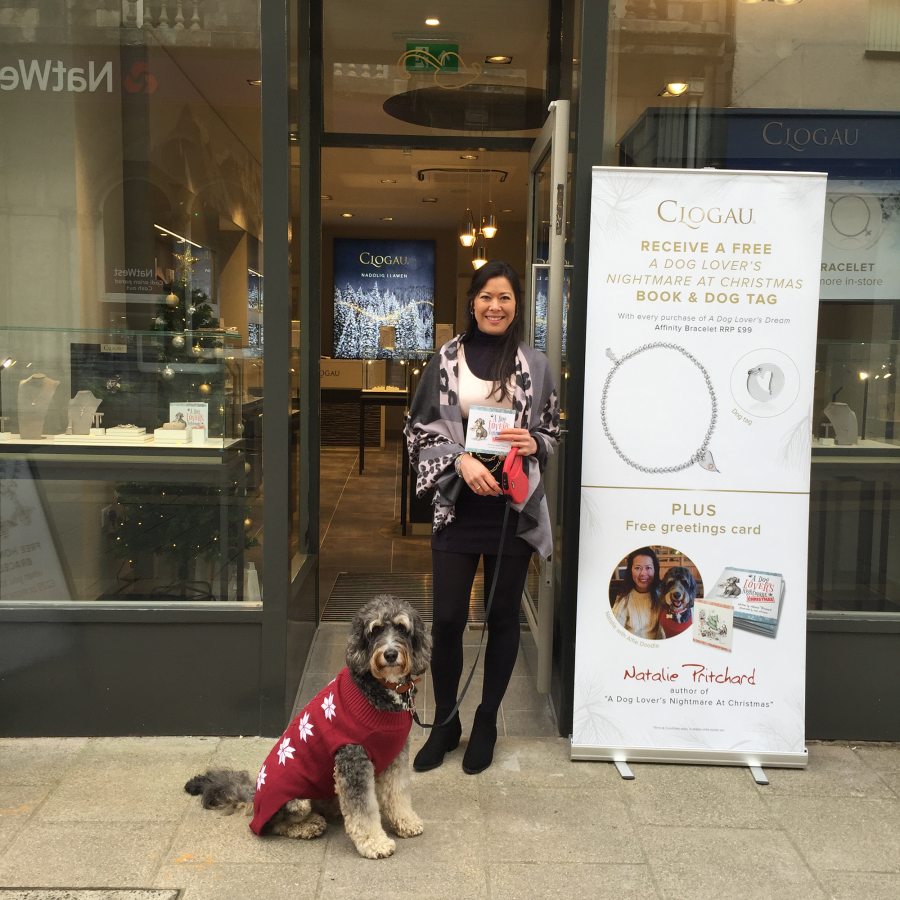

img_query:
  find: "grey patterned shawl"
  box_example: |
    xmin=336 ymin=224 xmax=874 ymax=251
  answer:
xmin=404 ymin=336 xmax=560 ymax=559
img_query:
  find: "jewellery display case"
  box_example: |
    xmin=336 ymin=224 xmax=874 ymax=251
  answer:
xmin=810 ymin=339 xmax=900 ymax=614
xmin=0 ymin=326 xmax=259 ymax=605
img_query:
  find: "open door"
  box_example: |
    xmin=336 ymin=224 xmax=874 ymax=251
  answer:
xmin=523 ymin=100 xmax=570 ymax=694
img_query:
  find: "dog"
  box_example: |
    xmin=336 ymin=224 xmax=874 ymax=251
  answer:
xmin=473 ymin=418 xmax=488 ymax=440
xmin=659 ymin=566 xmax=698 ymax=638
xmin=611 ymin=590 xmax=665 ymax=640
xmin=720 ymin=576 xmax=742 ymax=598
xmin=184 ymin=595 xmax=432 ymax=859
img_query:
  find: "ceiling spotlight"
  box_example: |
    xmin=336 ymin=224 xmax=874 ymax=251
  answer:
xmin=485 ymin=55 xmax=512 ymax=65
xmin=859 ymin=371 xmax=869 ymax=380
xmin=774 ymin=0 xmax=803 ymax=4
xmin=423 ymin=197 xmax=437 ymax=203
xmin=501 ymin=208 xmax=513 ymax=213
xmin=659 ymin=82 xmax=689 ymax=97
xmin=247 ymin=79 xmax=261 ymax=86
xmin=461 ymin=154 xmax=478 ymax=160
xmin=321 ymin=194 xmax=332 ymax=200
xmin=381 ymin=178 xmax=397 ymax=184
xmin=2 ymin=357 xmax=12 ymax=368
xmin=341 ymin=212 xmax=353 ymax=218
xmin=425 ymin=18 xmax=440 ymax=26
xmin=381 ymin=217 xmax=393 ymax=221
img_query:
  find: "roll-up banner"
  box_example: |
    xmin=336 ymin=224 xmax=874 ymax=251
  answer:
xmin=572 ymin=167 xmax=827 ymax=768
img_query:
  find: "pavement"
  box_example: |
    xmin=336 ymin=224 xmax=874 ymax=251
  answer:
xmin=0 ymin=625 xmax=898 ymax=900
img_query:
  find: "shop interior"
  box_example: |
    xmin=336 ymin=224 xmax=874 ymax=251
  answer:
xmin=316 ymin=146 xmax=535 ymax=614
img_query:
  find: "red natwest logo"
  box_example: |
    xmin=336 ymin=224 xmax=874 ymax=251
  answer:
xmin=123 ymin=62 xmax=158 ymax=94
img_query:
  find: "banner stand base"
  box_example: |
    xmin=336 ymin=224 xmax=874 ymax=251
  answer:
xmin=570 ymin=742 xmax=808 ymax=770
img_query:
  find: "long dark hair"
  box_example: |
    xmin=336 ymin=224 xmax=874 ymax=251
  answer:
xmin=460 ymin=260 xmax=524 ymax=402
xmin=618 ymin=547 xmax=661 ymax=605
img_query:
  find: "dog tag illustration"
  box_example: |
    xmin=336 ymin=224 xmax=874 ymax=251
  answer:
xmin=696 ymin=450 xmax=719 ymax=473
xmin=746 ymin=364 xmax=785 ymax=403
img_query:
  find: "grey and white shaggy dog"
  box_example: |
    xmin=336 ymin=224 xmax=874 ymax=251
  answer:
xmin=185 ymin=595 xmax=432 ymax=859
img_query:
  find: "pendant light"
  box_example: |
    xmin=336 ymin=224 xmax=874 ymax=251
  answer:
xmin=459 ymin=208 xmax=477 ymax=247
xmin=459 ymin=162 xmax=477 ymax=247
xmin=472 ymin=246 xmax=487 ymax=269
xmin=481 ymin=200 xmax=498 ymax=239
xmin=480 ymin=149 xmax=498 ymax=238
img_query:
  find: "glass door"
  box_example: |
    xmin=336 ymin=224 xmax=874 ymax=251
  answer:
xmin=523 ymin=100 xmax=569 ymax=693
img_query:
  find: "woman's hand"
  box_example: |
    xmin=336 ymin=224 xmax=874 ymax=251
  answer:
xmin=458 ymin=453 xmax=503 ymax=496
xmin=495 ymin=428 xmax=538 ymax=456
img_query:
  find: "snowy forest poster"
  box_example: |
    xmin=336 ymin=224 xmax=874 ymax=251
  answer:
xmin=333 ymin=239 xmax=435 ymax=358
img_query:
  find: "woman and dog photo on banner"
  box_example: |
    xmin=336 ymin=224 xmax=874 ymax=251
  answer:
xmin=609 ymin=546 xmax=703 ymax=641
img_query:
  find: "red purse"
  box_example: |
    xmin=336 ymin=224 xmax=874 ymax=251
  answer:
xmin=501 ymin=447 xmax=529 ymax=504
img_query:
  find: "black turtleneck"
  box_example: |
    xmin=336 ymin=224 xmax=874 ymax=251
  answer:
xmin=462 ymin=328 xmax=504 ymax=380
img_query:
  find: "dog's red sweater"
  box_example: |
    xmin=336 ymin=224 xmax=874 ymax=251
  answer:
xmin=661 ymin=610 xmax=692 ymax=638
xmin=250 ymin=667 xmax=412 ymax=834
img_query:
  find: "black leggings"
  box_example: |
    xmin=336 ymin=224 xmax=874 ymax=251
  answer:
xmin=430 ymin=549 xmax=532 ymax=714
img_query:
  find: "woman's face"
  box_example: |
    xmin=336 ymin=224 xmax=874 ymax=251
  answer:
xmin=631 ymin=555 xmax=655 ymax=593
xmin=473 ymin=276 xmax=516 ymax=336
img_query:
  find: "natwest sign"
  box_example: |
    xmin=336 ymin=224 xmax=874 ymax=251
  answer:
xmin=0 ymin=59 xmax=114 ymax=92
xmin=0 ymin=59 xmax=160 ymax=96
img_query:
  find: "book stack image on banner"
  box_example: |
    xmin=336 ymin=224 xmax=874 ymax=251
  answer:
xmin=710 ymin=567 xmax=785 ymax=638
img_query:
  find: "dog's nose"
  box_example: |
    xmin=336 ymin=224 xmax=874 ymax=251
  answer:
xmin=383 ymin=648 xmax=399 ymax=664
xmin=673 ymin=592 xmax=683 ymax=600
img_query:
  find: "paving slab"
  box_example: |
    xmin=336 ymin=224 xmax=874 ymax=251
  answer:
xmin=819 ymin=872 xmax=900 ymax=900
xmin=318 ymin=854 xmax=487 ymax=900
xmin=490 ymin=863 xmax=659 ymax=900
xmin=763 ymin=796 xmax=900 ymax=873
xmin=0 ymin=822 xmax=176 ymax=888
xmin=0 ymin=740 xmax=88 ymax=787
xmin=480 ymin=790 xmax=642 ymax=865
xmin=624 ymin=763 xmax=775 ymax=828
xmin=154 ymin=862 xmax=321 ymax=900
xmin=761 ymin=743 xmax=895 ymax=798
xmin=166 ymin=806 xmax=328 ymax=866
xmin=641 ymin=827 xmax=826 ymax=900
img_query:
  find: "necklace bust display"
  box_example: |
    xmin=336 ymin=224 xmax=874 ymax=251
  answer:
xmin=823 ymin=401 xmax=858 ymax=446
xmin=18 ymin=374 xmax=60 ymax=439
xmin=67 ymin=391 xmax=103 ymax=436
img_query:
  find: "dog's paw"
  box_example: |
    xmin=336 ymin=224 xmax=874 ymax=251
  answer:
xmin=392 ymin=813 xmax=424 ymax=838
xmin=284 ymin=814 xmax=327 ymax=840
xmin=357 ymin=833 xmax=396 ymax=859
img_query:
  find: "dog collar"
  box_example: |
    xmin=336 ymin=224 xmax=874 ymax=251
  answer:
xmin=374 ymin=676 xmax=421 ymax=694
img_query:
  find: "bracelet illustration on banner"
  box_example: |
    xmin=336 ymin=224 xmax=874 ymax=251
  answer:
xmin=601 ymin=342 xmax=719 ymax=474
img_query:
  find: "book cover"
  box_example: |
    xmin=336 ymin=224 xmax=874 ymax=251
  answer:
xmin=169 ymin=402 xmax=209 ymax=440
xmin=693 ymin=595 xmax=734 ymax=652
xmin=465 ymin=406 xmax=515 ymax=456
xmin=712 ymin=567 xmax=785 ymax=633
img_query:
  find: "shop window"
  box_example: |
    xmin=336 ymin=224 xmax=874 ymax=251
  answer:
xmin=0 ymin=4 xmax=271 ymax=606
xmin=604 ymin=0 xmax=900 ymax=617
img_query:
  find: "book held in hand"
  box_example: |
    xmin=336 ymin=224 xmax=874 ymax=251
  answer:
xmin=465 ymin=406 xmax=516 ymax=456
xmin=711 ymin=567 xmax=785 ymax=638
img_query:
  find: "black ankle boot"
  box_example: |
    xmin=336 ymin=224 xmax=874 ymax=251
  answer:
xmin=413 ymin=710 xmax=462 ymax=772
xmin=462 ymin=706 xmax=498 ymax=775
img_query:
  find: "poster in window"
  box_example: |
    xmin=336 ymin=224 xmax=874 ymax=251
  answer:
xmin=333 ymin=239 xmax=435 ymax=358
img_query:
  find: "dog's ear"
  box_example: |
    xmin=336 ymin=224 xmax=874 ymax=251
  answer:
xmin=409 ymin=607 xmax=432 ymax=676
xmin=346 ymin=607 xmax=371 ymax=674
xmin=685 ymin=570 xmax=698 ymax=597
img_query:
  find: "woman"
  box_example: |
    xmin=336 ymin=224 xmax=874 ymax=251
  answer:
xmin=611 ymin=547 xmax=665 ymax=640
xmin=405 ymin=260 xmax=560 ymax=774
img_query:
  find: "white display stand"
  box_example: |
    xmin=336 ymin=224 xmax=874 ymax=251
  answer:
xmin=572 ymin=167 xmax=828 ymax=776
